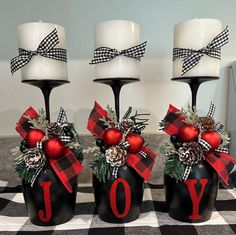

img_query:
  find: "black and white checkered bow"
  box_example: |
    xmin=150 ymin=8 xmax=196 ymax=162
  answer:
xmin=173 ymin=27 xmax=229 ymax=75
xmin=10 ymin=28 xmax=67 ymax=74
xmin=57 ymin=107 xmax=71 ymax=143
xmin=89 ymin=41 xmax=147 ymax=64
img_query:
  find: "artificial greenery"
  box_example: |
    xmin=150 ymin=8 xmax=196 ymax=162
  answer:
xmin=25 ymin=108 xmax=48 ymax=132
xmin=65 ymin=123 xmax=84 ymax=162
xmin=90 ymin=153 xmax=112 ymax=183
xmin=182 ymin=104 xmax=199 ymax=125
xmin=164 ymin=155 xmax=185 ymax=181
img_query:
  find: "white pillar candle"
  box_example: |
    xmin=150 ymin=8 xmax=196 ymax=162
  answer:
xmin=173 ymin=18 xmax=222 ymax=78
xmin=94 ymin=20 xmax=140 ymax=79
xmin=17 ymin=22 xmax=68 ymax=81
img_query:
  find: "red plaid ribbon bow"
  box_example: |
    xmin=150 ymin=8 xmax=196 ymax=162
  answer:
xmin=16 ymin=107 xmax=83 ymax=193
xmin=87 ymin=102 xmax=157 ymax=182
xmin=163 ymin=104 xmax=235 ymax=185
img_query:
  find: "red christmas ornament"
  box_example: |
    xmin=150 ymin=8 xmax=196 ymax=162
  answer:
xmin=201 ymin=131 xmax=221 ymax=150
xmin=103 ymin=128 xmax=122 ymax=146
xmin=178 ymin=124 xmax=199 ymax=142
xmin=125 ymin=133 xmax=144 ymax=153
xmin=25 ymin=129 xmax=45 ymax=148
xmin=43 ymin=138 xmax=65 ymax=159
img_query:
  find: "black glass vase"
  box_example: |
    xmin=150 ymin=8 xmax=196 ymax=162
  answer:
xmin=164 ymin=161 xmax=218 ymax=223
xmin=22 ymin=166 xmax=77 ymax=226
xmin=93 ymin=164 xmax=144 ymax=223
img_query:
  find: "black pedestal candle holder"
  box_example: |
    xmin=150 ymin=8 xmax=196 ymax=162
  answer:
xmin=164 ymin=75 xmax=220 ymax=223
xmin=21 ymin=79 xmax=78 ymax=226
xmin=171 ymin=76 xmax=219 ymax=108
xmin=22 ymin=79 xmax=69 ymax=122
xmin=93 ymin=77 xmax=144 ymax=223
xmin=93 ymin=78 xmax=140 ymax=121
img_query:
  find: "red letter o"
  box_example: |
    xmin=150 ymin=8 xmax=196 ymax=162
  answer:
xmin=109 ymin=178 xmax=131 ymax=218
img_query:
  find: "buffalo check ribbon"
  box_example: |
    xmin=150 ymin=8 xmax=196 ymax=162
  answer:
xmin=87 ymin=102 xmax=157 ymax=182
xmin=87 ymin=102 xmax=108 ymax=139
xmin=49 ymin=148 xmax=83 ymax=193
xmin=16 ymin=107 xmax=82 ymax=192
xmin=173 ymin=27 xmax=229 ymax=75
xmin=89 ymin=41 xmax=147 ymax=64
xmin=162 ymin=104 xmax=235 ymax=185
xmin=11 ymin=28 xmax=67 ymax=74
xmin=162 ymin=104 xmax=185 ymax=136
xmin=15 ymin=107 xmax=39 ymax=139
xmin=126 ymin=146 xmax=157 ymax=182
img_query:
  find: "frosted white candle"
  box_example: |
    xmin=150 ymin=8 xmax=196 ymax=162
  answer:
xmin=94 ymin=20 xmax=140 ymax=79
xmin=173 ymin=18 xmax=222 ymax=78
xmin=17 ymin=22 xmax=68 ymax=81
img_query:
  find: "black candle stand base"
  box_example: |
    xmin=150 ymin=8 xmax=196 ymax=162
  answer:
xmin=93 ymin=78 xmax=140 ymax=121
xmin=171 ymin=76 xmax=219 ymax=108
xmin=22 ymin=79 xmax=69 ymax=122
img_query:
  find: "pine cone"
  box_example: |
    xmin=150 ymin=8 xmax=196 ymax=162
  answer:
xmin=199 ymin=117 xmax=215 ymax=131
xmin=24 ymin=148 xmax=46 ymax=169
xmin=105 ymin=146 xmax=127 ymax=167
xmin=120 ymin=119 xmax=134 ymax=132
xmin=178 ymin=142 xmax=204 ymax=166
xmin=47 ymin=122 xmax=62 ymax=137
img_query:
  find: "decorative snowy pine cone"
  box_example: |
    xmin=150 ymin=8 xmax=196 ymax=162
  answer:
xmin=199 ymin=116 xmax=215 ymax=131
xmin=105 ymin=146 xmax=127 ymax=167
xmin=120 ymin=118 xmax=135 ymax=132
xmin=47 ymin=122 xmax=62 ymax=137
xmin=178 ymin=142 xmax=204 ymax=166
xmin=23 ymin=148 xmax=46 ymax=169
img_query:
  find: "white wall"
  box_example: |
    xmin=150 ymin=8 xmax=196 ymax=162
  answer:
xmin=0 ymin=0 xmax=235 ymax=136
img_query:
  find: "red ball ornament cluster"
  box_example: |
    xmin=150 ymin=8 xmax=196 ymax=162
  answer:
xmin=103 ymin=128 xmax=122 ymax=146
xmin=26 ymin=129 xmax=45 ymax=148
xmin=102 ymin=127 xmax=144 ymax=154
xmin=201 ymin=131 xmax=221 ymax=150
xmin=25 ymin=129 xmax=65 ymax=159
xmin=125 ymin=133 xmax=144 ymax=153
xmin=178 ymin=124 xmax=199 ymax=142
xmin=171 ymin=124 xmax=221 ymax=152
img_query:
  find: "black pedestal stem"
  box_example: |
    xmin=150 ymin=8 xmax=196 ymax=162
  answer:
xmin=22 ymin=80 xmax=69 ymax=122
xmin=171 ymin=76 xmax=219 ymax=108
xmin=93 ymin=78 xmax=140 ymax=121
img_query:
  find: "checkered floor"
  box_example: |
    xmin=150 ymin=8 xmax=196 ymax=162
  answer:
xmin=0 ymin=181 xmax=236 ymax=235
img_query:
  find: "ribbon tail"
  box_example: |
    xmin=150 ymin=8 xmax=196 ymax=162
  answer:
xmin=49 ymin=148 xmax=83 ymax=193
xmin=10 ymin=55 xmax=31 ymax=74
xmin=205 ymin=152 xmax=236 ymax=185
xmin=87 ymin=102 xmax=108 ymax=139
xmin=15 ymin=107 xmax=39 ymax=139
xmin=126 ymin=146 xmax=157 ymax=182
xmin=182 ymin=53 xmax=203 ymax=75
xmin=37 ymin=28 xmax=59 ymax=52
xmin=162 ymin=104 xmax=185 ymax=135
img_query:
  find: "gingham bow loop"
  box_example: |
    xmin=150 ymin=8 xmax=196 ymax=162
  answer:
xmin=173 ymin=27 xmax=229 ymax=75
xmin=10 ymin=28 xmax=67 ymax=74
xmin=90 ymin=41 xmax=147 ymax=64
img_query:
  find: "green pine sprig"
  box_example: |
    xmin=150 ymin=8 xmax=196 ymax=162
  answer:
xmin=159 ymin=141 xmax=177 ymax=156
xmin=90 ymin=152 xmax=111 ymax=183
xmin=182 ymin=104 xmax=199 ymax=125
xmin=65 ymin=123 xmax=84 ymax=162
xmin=106 ymin=105 xmax=117 ymax=124
xmin=164 ymin=155 xmax=185 ymax=181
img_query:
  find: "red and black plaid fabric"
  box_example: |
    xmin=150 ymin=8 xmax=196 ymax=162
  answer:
xmin=49 ymin=148 xmax=83 ymax=193
xmin=15 ymin=107 xmax=39 ymax=139
xmin=87 ymin=102 xmax=108 ymax=139
xmin=163 ymin=104 xmax=185 ymax=136
xmin=206 ymin=152 xmax=236 ymax=185
xmin=126 ymin=146 xmax=157 ymax=182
